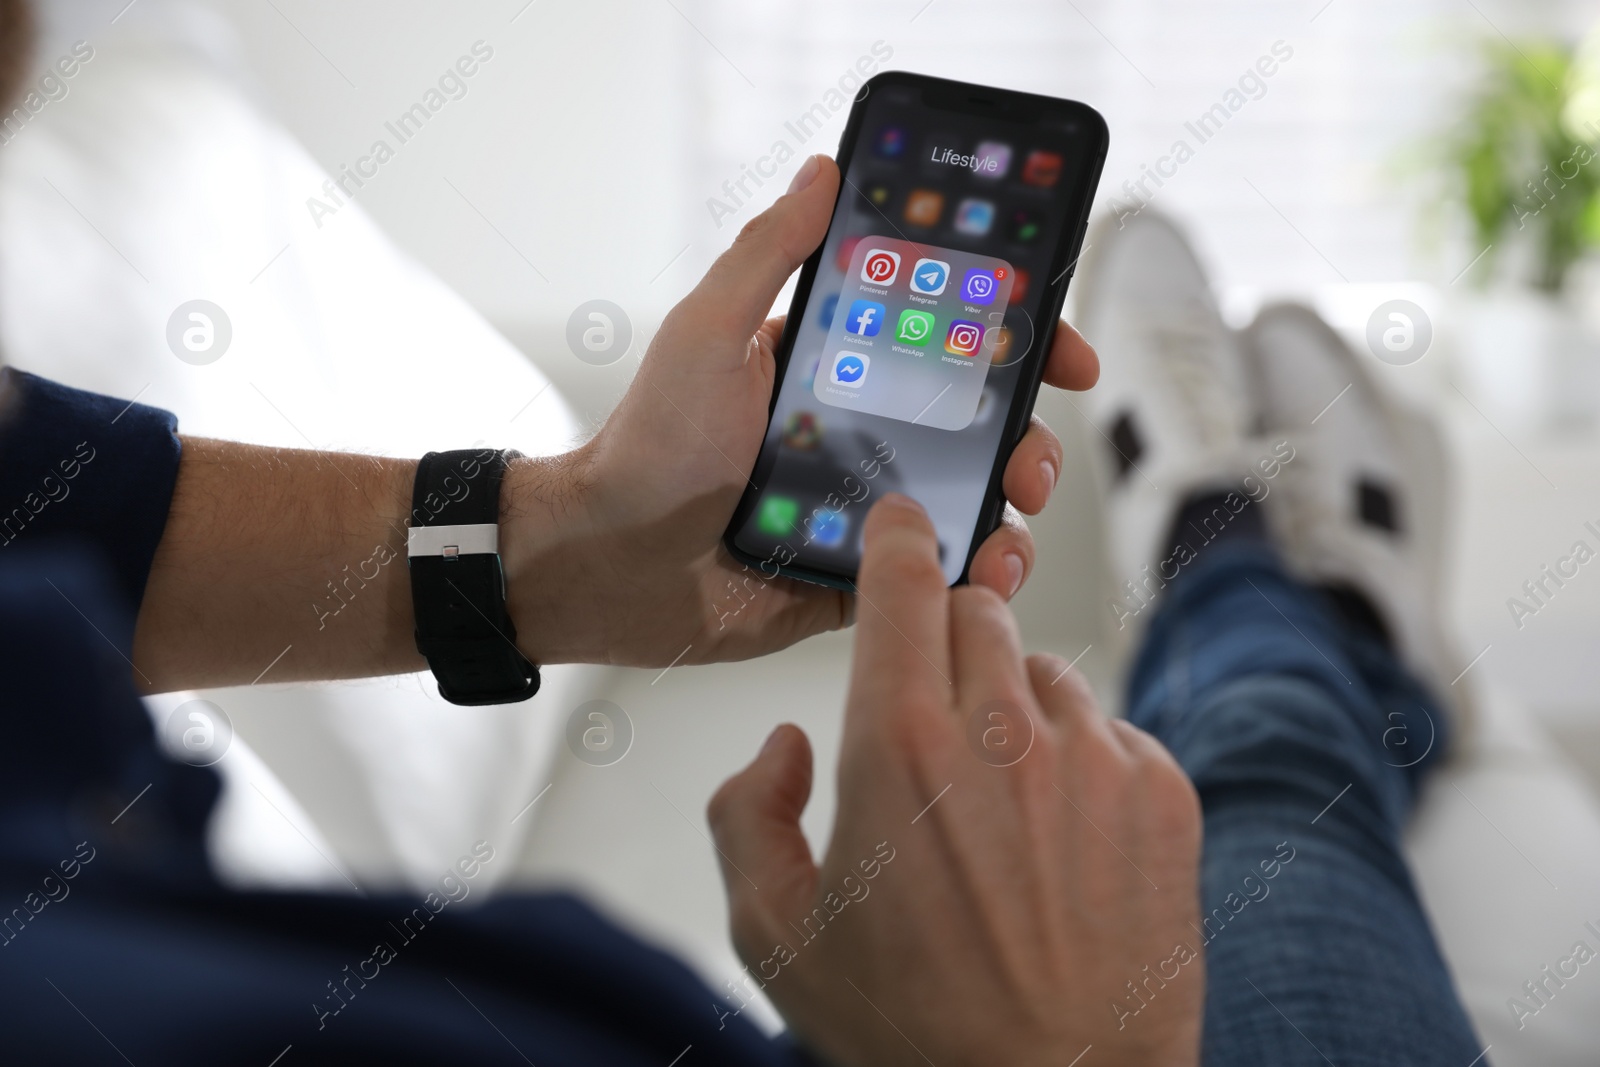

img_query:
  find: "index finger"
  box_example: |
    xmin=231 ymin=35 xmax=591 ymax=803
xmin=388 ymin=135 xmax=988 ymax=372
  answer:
xmin=1041 ymin=320 xmax=1099 ymax=392
xmin=846 ymin=494 xmax=953 ymax=714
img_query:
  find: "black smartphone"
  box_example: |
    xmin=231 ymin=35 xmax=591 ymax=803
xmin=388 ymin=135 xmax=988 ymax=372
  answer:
xmin=723 ymin=71 xmax=1107 ymax=589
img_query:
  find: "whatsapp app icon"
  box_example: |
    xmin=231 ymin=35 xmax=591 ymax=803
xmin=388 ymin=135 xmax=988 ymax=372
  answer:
xmin=896 ymin=309 xmax=936 ymax=346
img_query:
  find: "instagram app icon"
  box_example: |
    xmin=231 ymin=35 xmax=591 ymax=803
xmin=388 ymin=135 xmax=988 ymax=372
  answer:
xmin=944 ymin=320 xmax=984 ymax=357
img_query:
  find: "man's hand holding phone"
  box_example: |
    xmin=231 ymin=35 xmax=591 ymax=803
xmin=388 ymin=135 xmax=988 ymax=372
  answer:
xmin=499 ymin=156 xmax=1099 ymax=668
xmin=708 ymin=495 xmax=1205 ymax=1067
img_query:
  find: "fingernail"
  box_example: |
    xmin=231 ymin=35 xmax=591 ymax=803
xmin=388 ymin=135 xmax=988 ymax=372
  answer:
xmin=1039 ymin=459 xmax=1058 ymax=492
xmin=761 ymin=726 xmax=788 ymax=757
xmin=786 ymin=154 xmax=822 ymax=194
xmin=1004 ymin=553 xmax=1025 ymax=598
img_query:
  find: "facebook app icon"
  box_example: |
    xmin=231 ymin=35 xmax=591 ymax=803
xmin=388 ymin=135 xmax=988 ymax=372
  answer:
xmin=845 ymin=299 xmax=885 ymax=337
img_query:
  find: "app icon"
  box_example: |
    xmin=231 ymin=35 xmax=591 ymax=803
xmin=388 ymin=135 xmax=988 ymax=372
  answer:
xmin=896 ymin=309 xmax=936 ymax=345
xmin=876 ymin=126 xmax=907 ymax=158
xmin=861 ymin=183 xmax=892 ymax=209
xmin=831 ymin=351 xmax=870 ymax=387
xmin=954 ymin=198 xmax=995 ymax=235
xmin=817 ymin=293 xmax=839 ymax=330
xmin=1008 ymin=208 xmax=1042 ymax=243
xmin=909 ymin=258 xmax=949 ymax=295
xmin=757 ymin=495 xmax=799 ymax=536
xmin=859 ymin=248 xmax=901 ymax=286
xmin=1007 ymin=268 xmax=1030 ymax=305
xmin=961 ymin=268 xmax=999 ymax=304
xmin=834 ymin=236 xmax=862 ymax=272
xmin=1022 ymin=150 xmax=1063 ymax=187
xmin=945 ymin=320 xmax=985 ymax=357
xmin=783 ymin=410 xmax=822 ymax=451
xmin=990 ymin=326 xmax=1016 ymax=365
xmin=903 ymin=189 xmax=944 ymax=228
xmin=807 ymin=508 xmax=849 ymax=547
xmin=845 ymin=299 xmax=885 ymax=336
xmin=974 ymin=141 xmax=1012 ymax=179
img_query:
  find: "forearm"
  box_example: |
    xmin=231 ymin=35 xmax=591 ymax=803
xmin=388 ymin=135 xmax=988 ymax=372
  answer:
xmin=132 ymin=437 xmax=422 ymax=691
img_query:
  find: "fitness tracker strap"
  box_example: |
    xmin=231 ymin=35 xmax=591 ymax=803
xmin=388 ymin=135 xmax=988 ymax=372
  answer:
xmin=407 ymin=449 xmax=540 ymax=706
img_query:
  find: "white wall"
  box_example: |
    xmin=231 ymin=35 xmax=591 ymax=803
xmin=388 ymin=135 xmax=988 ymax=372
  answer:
xmin=41 ymin=0 xmax=1588 ymax=357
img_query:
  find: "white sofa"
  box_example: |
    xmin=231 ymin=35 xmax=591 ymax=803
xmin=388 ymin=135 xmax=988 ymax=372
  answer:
xmin=0 ymin=4 xmax=587 ymax=893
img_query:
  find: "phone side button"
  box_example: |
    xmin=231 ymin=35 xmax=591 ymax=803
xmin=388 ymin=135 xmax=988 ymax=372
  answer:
xmin=984 ymin=495 xmax=1005 ymax=536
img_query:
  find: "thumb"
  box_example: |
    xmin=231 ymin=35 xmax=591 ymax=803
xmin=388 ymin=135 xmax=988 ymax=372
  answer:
xmin=707 ymin=724 xmax=819 ymax=947
xmin=676 ymin=155 xmax=839 ymax=354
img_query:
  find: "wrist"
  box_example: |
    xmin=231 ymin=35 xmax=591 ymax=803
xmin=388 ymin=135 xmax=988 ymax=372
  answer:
xmin=497 ymin=445 xmax=598 ymax=666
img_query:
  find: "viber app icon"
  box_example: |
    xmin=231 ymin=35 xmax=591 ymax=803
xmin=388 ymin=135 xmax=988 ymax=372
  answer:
xmin=961 ymin=268 xmax=999 ymax=304
xmin=845 ymin=299 xmax=885 ymax=337
xmin=831 ymin=351 xmax=870 ymax=387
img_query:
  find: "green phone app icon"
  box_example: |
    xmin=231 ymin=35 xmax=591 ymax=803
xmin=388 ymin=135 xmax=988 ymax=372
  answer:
xmin=757 ymin=495 xmax=799 ymax=536
xmin=896 ymin=309 xmax=936 ymax=345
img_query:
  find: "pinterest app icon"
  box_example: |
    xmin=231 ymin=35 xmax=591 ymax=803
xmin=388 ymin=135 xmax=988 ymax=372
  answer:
xmin=860 ymin=248 xmax=901 ymax=287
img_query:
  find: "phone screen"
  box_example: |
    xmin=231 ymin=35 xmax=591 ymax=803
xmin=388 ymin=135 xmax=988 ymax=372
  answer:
xmin=726 ymin=74 xmax=1106 ymax=587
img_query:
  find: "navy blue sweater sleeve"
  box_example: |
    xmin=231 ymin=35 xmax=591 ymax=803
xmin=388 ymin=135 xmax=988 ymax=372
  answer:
xmin=0 ymin=367 xmax=181 ymax=612
xmin=0 ymin=372 xmax=833 ymax=1065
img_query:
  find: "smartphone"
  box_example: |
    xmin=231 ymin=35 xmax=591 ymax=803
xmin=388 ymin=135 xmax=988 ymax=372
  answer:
xmin=723 ymin=71 xmax=1107 ymax=588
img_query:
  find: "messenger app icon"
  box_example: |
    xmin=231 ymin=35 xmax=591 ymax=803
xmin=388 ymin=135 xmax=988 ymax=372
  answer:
xmin=830 ymin=351 xmax=869 ymax=388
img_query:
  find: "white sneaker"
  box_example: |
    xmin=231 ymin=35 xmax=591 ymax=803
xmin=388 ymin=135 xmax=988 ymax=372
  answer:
xmin=1076 ymin=211 xmax=1258 ymax=634
xmin=1240 ymin=303 xmax=1474 ymax=731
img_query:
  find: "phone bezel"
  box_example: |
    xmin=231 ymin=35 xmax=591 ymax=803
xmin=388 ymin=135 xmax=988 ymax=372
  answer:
xmin=721 ymin=70 xmax=1108 ymax=590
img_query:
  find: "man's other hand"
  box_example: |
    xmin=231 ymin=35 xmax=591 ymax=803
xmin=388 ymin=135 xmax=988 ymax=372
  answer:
xmin=707 ymin=494 xmax=1204 ymax=1067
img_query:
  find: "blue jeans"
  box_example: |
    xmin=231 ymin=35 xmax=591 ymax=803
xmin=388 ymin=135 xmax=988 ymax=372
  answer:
xmin=1126 ymin=541 xmax=1486 ymax=1066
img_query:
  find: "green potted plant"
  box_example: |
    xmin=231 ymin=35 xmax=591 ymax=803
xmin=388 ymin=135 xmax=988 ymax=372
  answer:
xmin=1442 ymin=37 xmax=1600 ymax=291
xmin=1432 ymin=28 xmax=1600 ymax=431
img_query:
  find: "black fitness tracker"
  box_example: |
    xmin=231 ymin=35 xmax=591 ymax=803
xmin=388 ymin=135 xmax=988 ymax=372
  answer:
xmin=407 ymin=448 xmax=540 ymax=706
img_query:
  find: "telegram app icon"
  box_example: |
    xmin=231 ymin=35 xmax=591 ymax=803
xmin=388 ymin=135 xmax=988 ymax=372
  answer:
xmin=910 ymin=258 xmax=949 ymax=295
